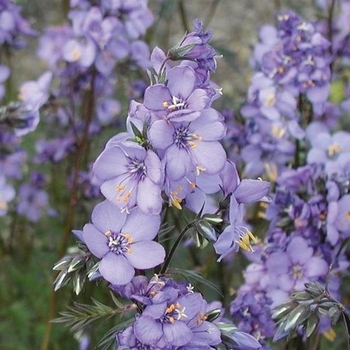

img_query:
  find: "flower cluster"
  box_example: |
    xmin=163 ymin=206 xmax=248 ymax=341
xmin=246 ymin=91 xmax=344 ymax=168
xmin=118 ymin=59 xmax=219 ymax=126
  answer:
xmin=237 ymin=10 xmax=333 ymax=178
xmin=0 ymin=0 xmax=38 ymax=216
xmin=59 ymin=18 xmax=271 ymax=350
xmin=115 ymin=276 xmax=222 ymax=349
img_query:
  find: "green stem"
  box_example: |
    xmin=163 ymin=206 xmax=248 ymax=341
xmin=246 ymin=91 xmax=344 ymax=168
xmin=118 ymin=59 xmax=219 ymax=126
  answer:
xmin=178 ymin=0 xmax=189 ymax=33
xmin=40 ymin=71 xmax=96 ymax=350
xmin=204 ymin=0 xmax=221 ymax=26
xmin=327 ymin=0 xmax=336 ymax=74
xmin=160 ymin=221 xmax=195 ymax=275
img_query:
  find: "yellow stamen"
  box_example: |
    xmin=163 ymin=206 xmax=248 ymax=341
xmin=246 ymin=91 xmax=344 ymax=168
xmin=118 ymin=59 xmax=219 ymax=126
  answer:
xmin=122 ymin=233 xmax=134 ymax=244
xmin=71 ymin=47 xmax=81 ymax=61
xmin=238 ymin=231 xmax=258 ymax=252
xmin=327 ymin=144 xmax=341 ymax=157
xmin=265 ymin=93 xmax=276 ymax=107
xmin=117 ymin=191 xmax=131 ymax=202
xmin=196 ymin=312 xmax=207 ymax=325
xmin=272 ymin=125 xmax=286 ymax=138
xmin=166 ymin=304 xmax=176 ymax=314
xmin=192 ymin=133 xmax=203 ymax=141
xmin=116 ymin=184 xmax=126 ymax=191
xmin=104 ymin=230 xmax=112 ymax=237
xmin=188 ymin=141 xmax=197 ymax=149
xmin=171 ymin=197 xmax=183 ymax=210
xmin=323 ymin=328 xmax=336 ymax=342
xmin=264 ymin=162 xmax=278 ymax=182
xmin=292 ymin=265 xmax=303 ymax=279
xmin=0 ymin=200 xmax=7 ymax=211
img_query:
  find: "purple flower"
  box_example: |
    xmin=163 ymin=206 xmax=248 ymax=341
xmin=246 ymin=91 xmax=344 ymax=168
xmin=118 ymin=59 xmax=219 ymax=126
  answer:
xmin=19 ymin=71 xmax=52 ymax=110
xmin=83 ymin=200 xmax=165 ymax=285
xmin=307 ymin=129 xmax=350 ymax=176
xmin=334 ymin=194 xmax=350 ymax=236
xmin=148 ymin=108 xmax=226 ymax=181
xmin=133 ymin=291 xmax=204 ymax=348
xmin=63 ymin=37 xmax=97 ymax=67
xmin=230 ymin=291 xmax=275 ymax=341
xmin=37 ymin=25 xmax=72 ymax=68
xmin=214 ymin=197 xmax=255 ymax=261
xmin=16 ymin=171 xmax=54 ymax=222
xmin=168 ymin=19 xmax=217 ymax=73
xmin=0 ymin=64 xmax=10 ymax=100
xmin=144 ymin=65 xmax=210 ymax=122
xmin=93 ymin=136 xmax=163 ymax=215
xmin=262 ymin=235 xmax=329 ymax=306
xmin=0 ymin=174 xmax=15 ymax=216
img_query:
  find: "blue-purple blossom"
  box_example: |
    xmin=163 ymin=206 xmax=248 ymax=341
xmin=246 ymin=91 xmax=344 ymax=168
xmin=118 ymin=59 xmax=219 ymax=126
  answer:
xmin=230 ymin=291 xmax=275 ymax=344
xmin=0 ymin=174 xmax=15 ymax=216
xmin=0 ymin=0 xmax=36 ymax=48
xmin=16 ymin=171 xmax=55 ymax=222
xmin=261 ymin=235 xmax=329 ymax=306
xmin=169 ymin=19 xmax=217 ymax=73
xmin=133 ymin=291 xmax=210 ymax=348
xmin=148 ymin=108 xmax=226 ymax=181
xmin=334 ymin=194 xmax=350 ymax=236
xmin=144 ymin=65 xmax=210 ymax=122
xmin=0 ymin=64 xmax=10 ymax=100
xmin=83 ymin=200 xmax=165 ymax=285
xmin=307 ymin=127 xmax=350 ymax=177
xmin=93 ymin=135 xmax=163 ymax=215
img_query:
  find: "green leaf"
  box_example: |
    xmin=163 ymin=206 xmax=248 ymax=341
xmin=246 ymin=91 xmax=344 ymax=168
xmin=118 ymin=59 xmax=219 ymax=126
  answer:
xmin=291 ymin=291 xmax=313 ymax=301
xmin=306 ymin=312 xmax=319 ymax=337
xmin=304 ymin=281 xmax=324 ymax=297
xmin=330 ymin=79 xmax=345 ymax=104
xmin=283 ymin=304 xmax=310 ymax=331
xmin=271 ymin=301 xmax=297 ymax=320
xmin=129 ymin=121 xmax=143 ymax=139
xmin=328 ymin=305 xmax=342 ymax=324
xmin=51 ymin=299 xmax=117 ymax=335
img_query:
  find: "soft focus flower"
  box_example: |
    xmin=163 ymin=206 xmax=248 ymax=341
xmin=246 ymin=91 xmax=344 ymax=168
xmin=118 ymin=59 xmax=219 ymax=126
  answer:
xmin=0 ymin=174 xmax=15 ymax=216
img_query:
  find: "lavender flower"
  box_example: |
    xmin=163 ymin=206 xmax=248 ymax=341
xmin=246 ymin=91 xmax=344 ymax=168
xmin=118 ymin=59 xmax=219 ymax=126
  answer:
xmin=144 ymin=65 xmax=210 ymax=122
xmin=306 ymin=127 xmax=350 ymax=177
xmin=262 ymin=235 xmax=329 ymax=306
xmin=16 ymin=171 xmax=54 ymax=222
xmin=148 ymin=108 xmax=226 ymax=181
xmin=0 ymin=65 xmax=10 ymax=100
xmin=168 ymin=19 xmax=217 ymax=73
xmin=133 ymin=291 xmax=213 ymax=348
xmin=0 ymin=174 xmax=15 ymax=216
xmin=93 ymin=136 xmax=163 ymax=215
xmin=82 ymin=200 xmax=165 ymax=285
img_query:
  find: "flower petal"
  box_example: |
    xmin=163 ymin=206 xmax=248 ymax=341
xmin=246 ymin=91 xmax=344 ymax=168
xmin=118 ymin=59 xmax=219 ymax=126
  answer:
xmin=83 ymin=223 xmax=109 ymax=258
xmin=126 ymin=241 xmax=165 ymax=269
xmin=122 ymin=208 xmax=160 ymax=240
xmin=99 ymin=253 xmax=134 ymax=285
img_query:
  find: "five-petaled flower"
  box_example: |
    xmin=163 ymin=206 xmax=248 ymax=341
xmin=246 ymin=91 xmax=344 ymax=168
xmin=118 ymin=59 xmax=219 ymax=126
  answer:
xmin=83 ymin=200 xmax=165 ymax=285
